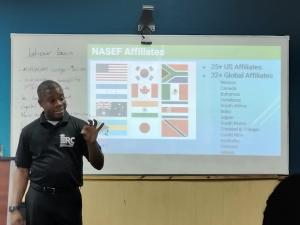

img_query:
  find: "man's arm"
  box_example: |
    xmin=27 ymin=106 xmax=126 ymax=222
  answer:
xmin=81 ymin=119 xmax=104 ymax=170
xmin=9 ymin=167 xmax=29 ymax=225
xmin=87 ymin=142 xmax=104 ymax=170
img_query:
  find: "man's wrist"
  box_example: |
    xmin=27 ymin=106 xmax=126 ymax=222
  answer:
xmin=8 ymin=204 xmax=21 ymax=213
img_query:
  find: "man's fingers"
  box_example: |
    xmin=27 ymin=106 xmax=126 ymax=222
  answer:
xmin=86 ymin=119 xmax=103 ymax=130
xmin=81 ymin=126 xmax=87 ymax=134
xmin=97 ymin=122 xmax=104 ymax=131
xmin=93 ymin=119 xmax=98 ymax=127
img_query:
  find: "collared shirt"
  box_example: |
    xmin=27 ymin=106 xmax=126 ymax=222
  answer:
xmin=15 ymin=111 xmax=91 ymax=188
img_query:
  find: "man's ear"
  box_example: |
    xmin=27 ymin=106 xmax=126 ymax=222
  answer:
xmin=38 ymin=99 xmax=42 ymax=107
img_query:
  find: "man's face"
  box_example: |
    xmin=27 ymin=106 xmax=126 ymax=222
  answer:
xmin=38 ymin=87 xmax=67 ymax=121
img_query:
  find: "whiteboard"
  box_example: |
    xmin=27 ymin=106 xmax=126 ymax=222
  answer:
xmin=11 ymin=34 xmax=289 ymax=175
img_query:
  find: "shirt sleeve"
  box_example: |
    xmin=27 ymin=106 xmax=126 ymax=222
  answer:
xmin=76 ymin=120 xmax=89 ymax=158
xmin=15 ymin=128 xmax=32 ymax=168
xmin=80 ymin=137 xmax=89 ymax=159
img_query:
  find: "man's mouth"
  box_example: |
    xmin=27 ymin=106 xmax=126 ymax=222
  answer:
xmin=54 ymin=109 xmax=64 ymax=114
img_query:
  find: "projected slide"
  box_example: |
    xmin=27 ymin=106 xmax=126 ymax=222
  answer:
xmin=88 ymin=44 xmax=281 ymax=156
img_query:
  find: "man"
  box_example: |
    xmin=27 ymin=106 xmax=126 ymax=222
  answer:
xmin=9 ymin=80 xmax=104 ymax=225
xmin=263 ymin=175 xmax=300 ymax=225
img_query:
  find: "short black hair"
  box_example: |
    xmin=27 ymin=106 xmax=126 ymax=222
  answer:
xmin=37 ymin=80 xmax=62 ymax=99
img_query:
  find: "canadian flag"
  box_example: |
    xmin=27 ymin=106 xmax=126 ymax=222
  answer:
xmin=131 ymin=83 xmax=158 ymax=99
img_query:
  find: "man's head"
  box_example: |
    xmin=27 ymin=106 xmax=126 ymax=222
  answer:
xmin=37 ymin=80 xmax=67 ymax=121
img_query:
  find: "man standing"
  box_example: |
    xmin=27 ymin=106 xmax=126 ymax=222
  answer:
xmin=9 ymin=80 xmax=104 ymax=225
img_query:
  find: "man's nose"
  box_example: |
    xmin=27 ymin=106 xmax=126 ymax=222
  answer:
xmin=56 ymin=99 xmax=64 ymax=106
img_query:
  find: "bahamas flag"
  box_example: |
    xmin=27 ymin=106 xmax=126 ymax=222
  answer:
xmin=100 ymin=119 xmax=127 ymax=137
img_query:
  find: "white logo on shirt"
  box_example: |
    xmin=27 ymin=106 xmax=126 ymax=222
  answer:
xmin=59 ymin=134 xmax=75 ymax=147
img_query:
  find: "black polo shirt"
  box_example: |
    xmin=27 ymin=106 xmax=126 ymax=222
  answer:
xmin=15 ymin=111 xmax=91 ymax=188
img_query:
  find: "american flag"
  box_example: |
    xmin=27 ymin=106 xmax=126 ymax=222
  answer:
xmin=96 ymin=64 xmax=128 ymax=81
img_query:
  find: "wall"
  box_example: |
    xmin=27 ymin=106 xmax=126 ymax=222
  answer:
xmin=5 ymin=162 xmax=281 ymax=225
xmin=81 ymin=178 xmax=279 ymax=225
xmin=0 ymin=1 xmax=298 ymax=224
xmin=0 ymin=0 xmax=299 ymax=172
xmin=0 ymin=160 xmax=10 ymax=225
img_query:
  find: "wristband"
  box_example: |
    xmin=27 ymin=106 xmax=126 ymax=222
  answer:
xmin=8 ymin=205 xmax=20 ymax=213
